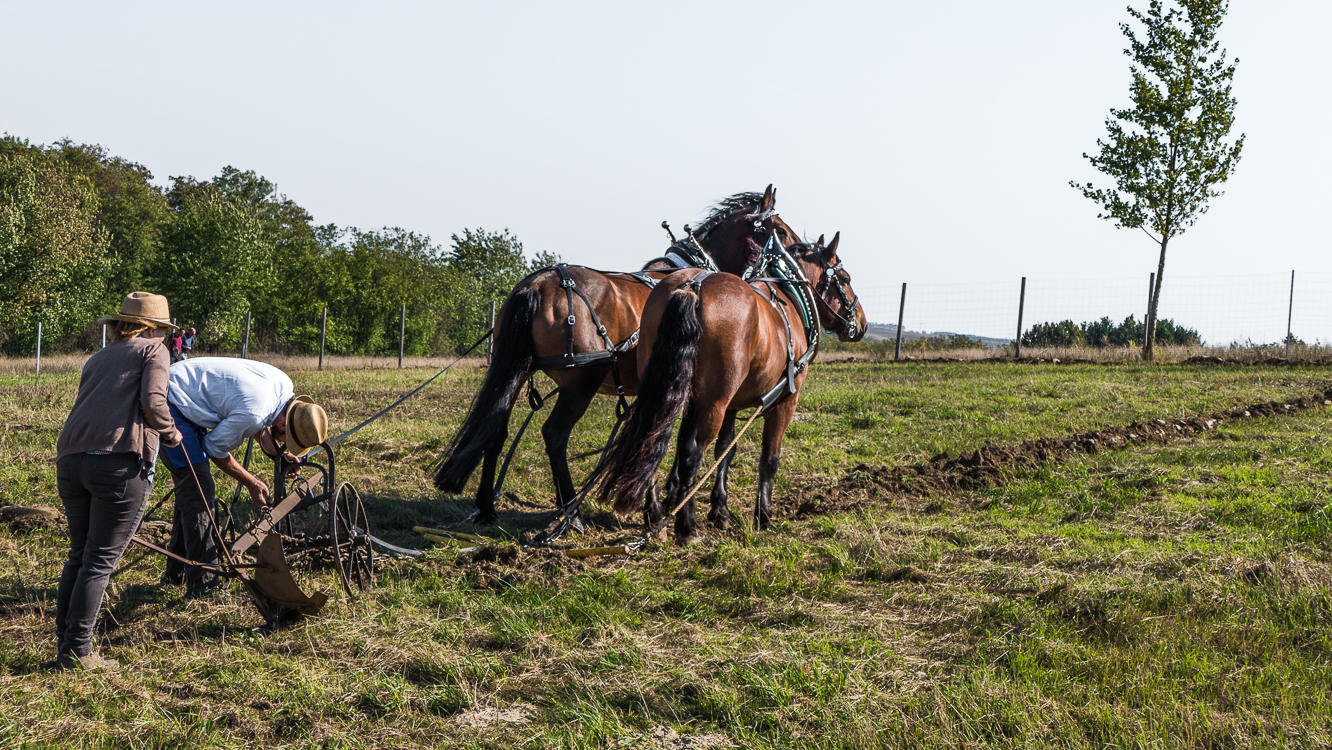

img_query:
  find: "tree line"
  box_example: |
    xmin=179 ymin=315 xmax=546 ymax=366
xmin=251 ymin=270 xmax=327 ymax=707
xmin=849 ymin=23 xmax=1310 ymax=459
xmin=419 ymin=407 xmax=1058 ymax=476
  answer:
xmin=1021 ymin=315 xmax=1200 ymax=349
xmin=0 ymin=137 xmax=554 ymax=356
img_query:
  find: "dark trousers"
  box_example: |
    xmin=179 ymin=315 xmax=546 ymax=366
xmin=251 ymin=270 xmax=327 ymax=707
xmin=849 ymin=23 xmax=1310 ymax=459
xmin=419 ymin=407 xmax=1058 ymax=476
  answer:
xmin=55 ymin=452 xmax=153 ymax=657
xmin=163 ymin=460 xmax=219 ymax=591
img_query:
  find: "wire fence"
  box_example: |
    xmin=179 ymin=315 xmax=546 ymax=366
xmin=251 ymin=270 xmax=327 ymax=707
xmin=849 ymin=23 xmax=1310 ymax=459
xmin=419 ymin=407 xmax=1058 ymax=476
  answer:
xmin=857 ymin=271 xmax=1332 ymax=348
xmin=13 ymin=272 xmax=1332 ymax=373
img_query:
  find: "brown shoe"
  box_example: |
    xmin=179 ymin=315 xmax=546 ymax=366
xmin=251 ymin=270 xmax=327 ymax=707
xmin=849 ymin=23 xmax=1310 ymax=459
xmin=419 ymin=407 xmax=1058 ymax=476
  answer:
xmin=56 ymin=652 xmax=120 ymax=672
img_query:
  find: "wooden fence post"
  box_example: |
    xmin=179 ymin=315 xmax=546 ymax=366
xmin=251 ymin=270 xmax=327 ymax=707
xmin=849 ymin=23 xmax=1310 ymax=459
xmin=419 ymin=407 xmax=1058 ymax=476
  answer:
xmin=318 ymin=306 xmax=327 ymax=371
xmin=101 ymin=323 xmax=106 ymax=349
xmin=487 ymin=300 xmax=497 ymax=364
xmin=894 ymin=283 xmax=906 ymax=362
xmin=399 ymin=304 xmax=406 ymax=368
xmin=35 ymin=322 xmax=42 ymax=375
xmin=241 ymin=311 xmax=251 ymax=359
xmin=1014 ymin=277 xmax=1027 ymax=359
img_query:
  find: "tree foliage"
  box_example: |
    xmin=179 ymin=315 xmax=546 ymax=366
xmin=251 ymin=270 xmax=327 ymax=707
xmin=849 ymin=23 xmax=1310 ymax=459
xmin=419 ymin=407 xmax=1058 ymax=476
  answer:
xmin=1022 ymin=315 xmax=1200 ymax=348
xmin=1071 ymin=0 xmax=1243 ymax=359
xmin=0 ymin=136 xmax=551 ymax=356
xmin=0 ymin=147 xmax=110 ymax=349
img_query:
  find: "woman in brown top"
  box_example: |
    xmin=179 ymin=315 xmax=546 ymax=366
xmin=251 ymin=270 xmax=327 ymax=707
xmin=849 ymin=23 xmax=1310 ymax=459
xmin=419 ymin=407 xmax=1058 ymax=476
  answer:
xmin=54 ymin=292 xmax=182 ymax=671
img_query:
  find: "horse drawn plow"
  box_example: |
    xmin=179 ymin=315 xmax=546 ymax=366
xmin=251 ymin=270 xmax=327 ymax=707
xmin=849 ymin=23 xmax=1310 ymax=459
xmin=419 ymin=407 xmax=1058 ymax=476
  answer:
xmin=132 ymin=441 xmax=377 ymax=625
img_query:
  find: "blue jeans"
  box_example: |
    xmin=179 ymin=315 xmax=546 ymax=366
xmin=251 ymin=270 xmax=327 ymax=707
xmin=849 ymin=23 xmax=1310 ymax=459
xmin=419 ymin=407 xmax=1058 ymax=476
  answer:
xmin=161 ymin=404 xmax=219 ymax=590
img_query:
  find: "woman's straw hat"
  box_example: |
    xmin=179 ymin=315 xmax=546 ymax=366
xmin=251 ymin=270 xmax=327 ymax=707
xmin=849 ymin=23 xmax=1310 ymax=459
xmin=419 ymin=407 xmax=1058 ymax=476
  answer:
xmin=283 ymin=395 xmax=329 ymax=457
xmin=96 ymin=292 xmax=179 ymax=330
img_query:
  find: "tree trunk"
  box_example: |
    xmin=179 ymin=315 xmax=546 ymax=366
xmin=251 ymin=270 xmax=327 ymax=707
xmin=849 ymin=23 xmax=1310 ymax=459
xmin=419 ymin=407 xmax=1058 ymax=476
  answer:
xmin=1145 ymin=234 xmax=1170 ymax=361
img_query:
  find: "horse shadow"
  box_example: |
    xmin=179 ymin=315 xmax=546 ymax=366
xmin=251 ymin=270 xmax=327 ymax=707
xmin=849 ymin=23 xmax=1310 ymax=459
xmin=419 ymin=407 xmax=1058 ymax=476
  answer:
xmin=359 ymin=489 xmax=632 ymax=548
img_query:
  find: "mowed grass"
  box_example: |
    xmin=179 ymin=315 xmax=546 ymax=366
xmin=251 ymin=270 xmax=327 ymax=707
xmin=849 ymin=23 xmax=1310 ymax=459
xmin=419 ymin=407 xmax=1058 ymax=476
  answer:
xmin=0 ymin=359 xmax=1330 ymax=748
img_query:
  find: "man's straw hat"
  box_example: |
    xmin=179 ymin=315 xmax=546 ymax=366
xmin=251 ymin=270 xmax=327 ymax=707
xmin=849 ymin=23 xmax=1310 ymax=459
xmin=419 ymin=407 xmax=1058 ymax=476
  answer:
xmin=284 ymin=395 xmax=329 ymax=457
xmin=96 ymin=292 xmax=179 ymax=330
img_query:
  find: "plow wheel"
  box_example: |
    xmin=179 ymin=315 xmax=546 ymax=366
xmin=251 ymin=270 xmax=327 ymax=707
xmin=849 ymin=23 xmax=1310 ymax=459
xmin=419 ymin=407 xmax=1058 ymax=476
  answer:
xmin=330 ymin=482 xmax=375 ymax=597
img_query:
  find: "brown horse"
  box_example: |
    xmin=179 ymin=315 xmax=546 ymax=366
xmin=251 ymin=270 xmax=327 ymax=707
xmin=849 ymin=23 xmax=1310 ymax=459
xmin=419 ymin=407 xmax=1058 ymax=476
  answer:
xmin=595 ymin=233 xmax=867 ymax=542
xmin=434 ymin=187 xmax=806 ymax=523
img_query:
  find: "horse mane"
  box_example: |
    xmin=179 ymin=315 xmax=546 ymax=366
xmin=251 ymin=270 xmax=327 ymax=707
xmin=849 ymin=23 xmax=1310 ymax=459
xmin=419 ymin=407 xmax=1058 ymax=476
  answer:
xmin=692 ymin=192 xmax=763 ymax=241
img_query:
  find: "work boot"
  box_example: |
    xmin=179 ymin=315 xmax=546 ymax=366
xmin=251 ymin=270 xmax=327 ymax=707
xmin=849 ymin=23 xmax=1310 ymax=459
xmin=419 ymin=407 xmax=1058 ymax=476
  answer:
xmin=56 ymin=652 xmax=120 ymax=672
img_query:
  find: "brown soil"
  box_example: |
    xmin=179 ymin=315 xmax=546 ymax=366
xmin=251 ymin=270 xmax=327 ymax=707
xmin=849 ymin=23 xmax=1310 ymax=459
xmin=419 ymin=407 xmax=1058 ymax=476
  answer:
xmin=819 ymin=387 xmax=1332 ymax=511
xmin=0 ymin=505 xmax=65 ymax=533
xmin=455 ymin=543 xmax=588 ymax=588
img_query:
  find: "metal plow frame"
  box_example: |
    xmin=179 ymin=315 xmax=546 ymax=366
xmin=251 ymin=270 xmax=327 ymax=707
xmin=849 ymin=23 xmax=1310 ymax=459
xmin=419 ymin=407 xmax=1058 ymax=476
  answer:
xmin=133 ymin=441 xmax=373 ymax=626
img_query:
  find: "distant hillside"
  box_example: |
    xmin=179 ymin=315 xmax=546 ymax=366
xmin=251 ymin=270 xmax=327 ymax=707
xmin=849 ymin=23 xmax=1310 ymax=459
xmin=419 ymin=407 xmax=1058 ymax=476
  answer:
xmin=862 ymin=324 xmax=1009 ymax=349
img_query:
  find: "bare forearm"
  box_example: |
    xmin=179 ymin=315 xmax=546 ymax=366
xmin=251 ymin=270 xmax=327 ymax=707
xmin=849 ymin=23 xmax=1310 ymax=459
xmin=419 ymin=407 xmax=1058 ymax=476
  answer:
xmin=213 ymin=454 xmax=261 ymax=489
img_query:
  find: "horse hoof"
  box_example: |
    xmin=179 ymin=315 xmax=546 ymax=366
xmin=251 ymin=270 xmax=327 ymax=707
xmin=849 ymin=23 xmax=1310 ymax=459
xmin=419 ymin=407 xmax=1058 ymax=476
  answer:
xmin=476 ymin=512 xmax=499 ymax=526
xmin=675 ymin=532 xmax=704 ymax=546
xmin=708 ymin=516 xmax=730 ymax=531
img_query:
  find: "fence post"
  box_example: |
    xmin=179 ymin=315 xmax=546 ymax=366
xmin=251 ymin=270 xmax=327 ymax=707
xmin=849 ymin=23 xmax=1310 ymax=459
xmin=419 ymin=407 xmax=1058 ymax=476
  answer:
xmin=894 ymin=283 xmax=906 ymax=362
xmin=36 ymin=322 xmax=42 ymax=375
xmin=1144 ymin=273 xmax=1154 ymax=350
xmin=399 ymin=303 xmax=406 ymax=368
xmin=1286 ymin=269 xmax=1295 ymax=360
xmin=318 ymin=306 xmax=327 ymax=371
xmin=1014 ymin=277 xmax=1027 ymax=359
xmin=101 ymin=323 xmax=106 ymax=349
xmin=241 ymin=311 xmax=251 ymax=359
xmin=487 ymin=300 xmax=497 ymax=365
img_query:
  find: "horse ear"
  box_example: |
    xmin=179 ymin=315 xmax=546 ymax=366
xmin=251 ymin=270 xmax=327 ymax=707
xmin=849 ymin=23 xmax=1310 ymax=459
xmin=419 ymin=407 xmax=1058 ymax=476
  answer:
xmin=760 ymin=184 xmax=775 ymax=213
xmin=816 ymin=234 xmax=826 ymax=249
xmin=824 ymin=231 xmax=841 ymax=258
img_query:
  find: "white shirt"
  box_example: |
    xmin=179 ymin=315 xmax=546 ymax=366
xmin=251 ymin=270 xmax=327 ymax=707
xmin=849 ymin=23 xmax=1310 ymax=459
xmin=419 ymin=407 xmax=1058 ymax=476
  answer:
xmin=167 ymin=358 xmax=294 ymax=459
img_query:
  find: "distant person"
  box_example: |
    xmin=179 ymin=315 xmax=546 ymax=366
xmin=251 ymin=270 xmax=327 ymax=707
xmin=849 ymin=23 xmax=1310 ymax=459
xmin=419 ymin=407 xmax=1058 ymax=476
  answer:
xmin=180 ymin=328 xmax=196 ymax=359
xmin=54 ymin=292 xmax=182 ymax=671
xmin=160 ymin=358 xmax=328 ymax=595
xmin=167 ymin=329 xmax=183 ymax=364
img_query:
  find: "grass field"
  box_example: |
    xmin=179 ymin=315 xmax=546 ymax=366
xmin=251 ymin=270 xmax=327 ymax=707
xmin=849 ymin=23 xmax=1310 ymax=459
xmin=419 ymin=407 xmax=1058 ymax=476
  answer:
xmin=1 ymin=358 xmax=1330 ymax=748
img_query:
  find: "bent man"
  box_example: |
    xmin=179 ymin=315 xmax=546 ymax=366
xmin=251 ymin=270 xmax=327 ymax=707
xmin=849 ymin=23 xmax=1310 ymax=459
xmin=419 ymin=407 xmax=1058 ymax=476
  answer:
xmin=161 ymin=357 xmax=327 ymax=595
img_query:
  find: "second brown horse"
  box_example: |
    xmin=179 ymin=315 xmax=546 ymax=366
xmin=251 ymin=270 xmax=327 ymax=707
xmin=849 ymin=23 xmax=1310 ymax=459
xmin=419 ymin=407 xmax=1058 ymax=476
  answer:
xmin=596 ymin=234 xmax=867 ymax=542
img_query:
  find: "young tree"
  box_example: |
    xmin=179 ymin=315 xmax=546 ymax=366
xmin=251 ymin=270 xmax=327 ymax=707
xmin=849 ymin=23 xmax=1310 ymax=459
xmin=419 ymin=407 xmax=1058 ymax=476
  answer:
xmin=1071 ymin=0 xmax=1244 ymax=359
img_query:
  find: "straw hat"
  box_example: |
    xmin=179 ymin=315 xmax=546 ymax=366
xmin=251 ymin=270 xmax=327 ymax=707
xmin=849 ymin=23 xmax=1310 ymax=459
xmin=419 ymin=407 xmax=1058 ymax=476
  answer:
xmin=283 ymin=395 xmax=329 ymax=457
xmin=96 ymin=292 xmax=179 ymax=330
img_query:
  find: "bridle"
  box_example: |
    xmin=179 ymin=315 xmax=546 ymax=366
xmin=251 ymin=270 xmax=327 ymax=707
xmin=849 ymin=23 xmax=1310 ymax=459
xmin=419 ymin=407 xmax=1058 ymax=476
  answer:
xmin=807 ymin=249 xmax=861 ymax=341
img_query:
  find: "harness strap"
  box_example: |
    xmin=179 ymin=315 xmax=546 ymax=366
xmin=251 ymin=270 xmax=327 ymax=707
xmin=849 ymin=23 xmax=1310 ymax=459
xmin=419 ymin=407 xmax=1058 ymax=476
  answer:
xmin=554 ymin=263 xmax=616 ymax=358
xmin=663 ymin=238 xmax=719 ymax=272
xmin=613 ymin=271 xmax=660 ymax=288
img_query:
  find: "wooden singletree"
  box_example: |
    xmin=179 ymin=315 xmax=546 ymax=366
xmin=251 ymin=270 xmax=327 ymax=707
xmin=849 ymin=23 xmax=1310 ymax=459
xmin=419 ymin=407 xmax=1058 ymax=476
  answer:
xmin=1072 ymin=0 xmax=1244 ymax=360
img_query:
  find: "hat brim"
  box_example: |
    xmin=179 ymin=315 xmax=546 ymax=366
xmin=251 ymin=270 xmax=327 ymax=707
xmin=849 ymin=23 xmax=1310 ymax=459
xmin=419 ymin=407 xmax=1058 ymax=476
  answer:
xmin=96 ymin=313 xmax=180 ymax=330
xmin=283 ymin=395 xmax=320 ymax=456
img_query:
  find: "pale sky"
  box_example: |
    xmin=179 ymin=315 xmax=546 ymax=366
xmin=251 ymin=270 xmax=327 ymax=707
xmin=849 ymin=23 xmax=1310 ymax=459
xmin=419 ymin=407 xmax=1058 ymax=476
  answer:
xmin=4 ymin=1 xmax=1329 ymax=342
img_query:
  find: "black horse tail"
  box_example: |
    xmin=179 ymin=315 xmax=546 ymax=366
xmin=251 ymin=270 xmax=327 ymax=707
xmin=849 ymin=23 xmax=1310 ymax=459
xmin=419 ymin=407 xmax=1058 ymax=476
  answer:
xmin=595 ymin=288 xmax=701 ymax=514
xmin=434 ymin=288 xmax=539 ymax=493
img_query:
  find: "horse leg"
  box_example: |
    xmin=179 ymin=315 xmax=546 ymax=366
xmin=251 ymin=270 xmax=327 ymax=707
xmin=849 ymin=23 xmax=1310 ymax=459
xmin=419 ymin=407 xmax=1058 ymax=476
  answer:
xmin=644 ymin=458 xmax=679 ymax=540
xmin=672 ymin=400 xmax=738 ymax=544
xmin=667 ymin=402 xmax=704 ymax=543
xmin=474 ymin=423 xmax=509 ymax=525
xmin=539 ymin=374 xmax=601 ymax=507
xmin=755 ymin=399 xmax=798 ymax=530
xmin=707 ymin=410 xmax=739 ymax=529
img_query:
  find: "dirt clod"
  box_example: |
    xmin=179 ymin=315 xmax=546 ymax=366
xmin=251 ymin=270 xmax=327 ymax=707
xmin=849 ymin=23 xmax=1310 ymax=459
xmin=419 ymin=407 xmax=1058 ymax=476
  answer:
xmin=0 ymin=506 xmax=64 ymax=533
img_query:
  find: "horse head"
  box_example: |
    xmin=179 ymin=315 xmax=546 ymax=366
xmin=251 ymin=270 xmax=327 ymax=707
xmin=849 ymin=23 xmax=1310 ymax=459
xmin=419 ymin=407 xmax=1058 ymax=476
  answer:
xmin=797 ymin=232 xmax=867 ymax=342
xmin=693 ymin=185 xmax=798 ymax=274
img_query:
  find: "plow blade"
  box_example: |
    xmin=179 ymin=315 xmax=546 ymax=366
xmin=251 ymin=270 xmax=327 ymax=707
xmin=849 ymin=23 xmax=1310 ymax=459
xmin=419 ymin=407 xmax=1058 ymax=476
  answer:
xmin=249 ymin=534 xmax=328 ymax=617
